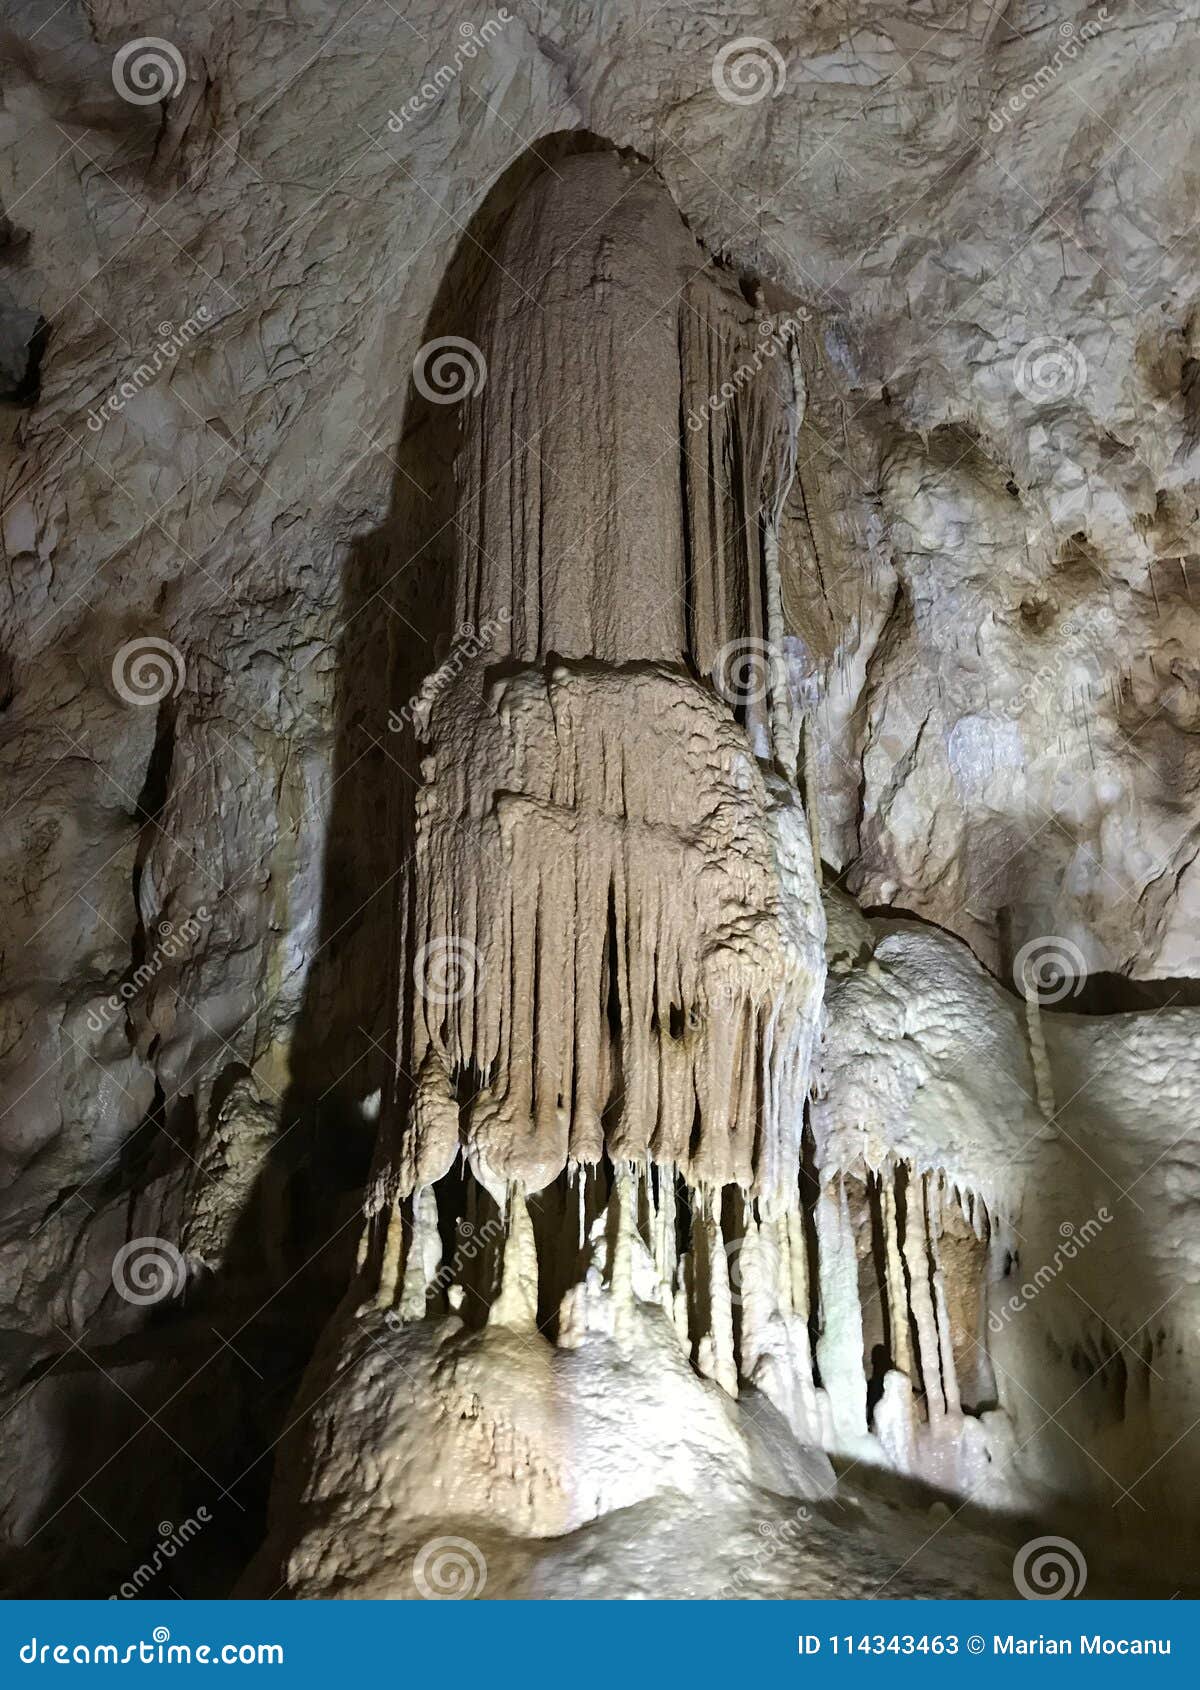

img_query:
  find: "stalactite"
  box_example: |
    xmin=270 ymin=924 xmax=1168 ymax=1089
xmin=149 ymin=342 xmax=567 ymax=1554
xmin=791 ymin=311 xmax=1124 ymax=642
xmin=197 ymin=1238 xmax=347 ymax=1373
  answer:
xmin=880 ymin=1171 xmax=912 ymax=1378
xmin=406 ymin=660 xmax=824 ymax=1199
xmin=1023 ymin=985 xmax=1057 ymax=1123
xmin=763 ymin=329 xmax=807 ymax=781
xmin=905 ymin=1173 xmax=945 ymax=1425
xmin=386 ymin=153 xmax=825 ymax=1202
xmin=928 ymin=1180 xmax=962 ymax=1419
xmin=803 ymin=715 xmax=823 ymax=884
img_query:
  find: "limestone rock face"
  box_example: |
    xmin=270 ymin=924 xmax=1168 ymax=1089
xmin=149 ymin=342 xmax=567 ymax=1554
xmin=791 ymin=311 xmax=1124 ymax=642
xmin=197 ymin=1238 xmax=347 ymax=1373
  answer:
xmin=2 ymin=0 xmax=1200 ymax=1603
xmin=814 ymin=900 xmax=1200 ymax=1519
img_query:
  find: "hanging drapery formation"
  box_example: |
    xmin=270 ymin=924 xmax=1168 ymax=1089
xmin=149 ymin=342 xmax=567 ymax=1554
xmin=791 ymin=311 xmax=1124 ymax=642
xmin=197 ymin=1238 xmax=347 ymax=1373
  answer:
xmin=255 ymin=160 xmax=1195 ymax=1593
xmin=370 ymin=152 xmax=825 ymax=1228
xmin=356 ymin=151 xmax=839 ymax=1434
xmin=363 ymin=156 xmax=1008 ymax=1504
xmin=400 ymin=662 xmax=823 ymax=1199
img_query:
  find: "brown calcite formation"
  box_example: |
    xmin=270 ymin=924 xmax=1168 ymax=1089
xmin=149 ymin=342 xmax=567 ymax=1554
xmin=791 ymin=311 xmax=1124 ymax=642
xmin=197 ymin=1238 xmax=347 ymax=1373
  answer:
xmin=378 ymin=153 xmax=825 ymax=1212
xmin=403 ymin=660 xmax=823 ymax=1196
xmin=455 ymin=154 xmax=798 ymax=679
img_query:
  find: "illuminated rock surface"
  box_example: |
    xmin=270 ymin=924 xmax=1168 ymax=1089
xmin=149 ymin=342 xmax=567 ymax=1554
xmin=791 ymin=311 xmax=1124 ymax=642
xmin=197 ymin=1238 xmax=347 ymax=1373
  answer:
xmin=2 ymin=0 xmax=1199 ymax=1602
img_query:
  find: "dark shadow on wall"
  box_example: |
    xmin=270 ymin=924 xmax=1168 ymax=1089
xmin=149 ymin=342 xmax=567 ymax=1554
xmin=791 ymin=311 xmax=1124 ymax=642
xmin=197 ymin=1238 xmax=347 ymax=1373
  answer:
xmin=224 ymin=127 xmax=640 ymax=1596
xmin=277 ymin=129 xmax=628 ymax=1267
xmin=3 ymin=130 xmax=632 ymax=1602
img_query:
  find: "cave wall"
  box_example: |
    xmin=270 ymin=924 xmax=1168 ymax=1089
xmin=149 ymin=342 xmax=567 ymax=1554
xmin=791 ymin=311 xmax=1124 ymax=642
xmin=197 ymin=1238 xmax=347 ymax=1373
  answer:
xmin=2 ymin=0 xmax=1199 ymax=1597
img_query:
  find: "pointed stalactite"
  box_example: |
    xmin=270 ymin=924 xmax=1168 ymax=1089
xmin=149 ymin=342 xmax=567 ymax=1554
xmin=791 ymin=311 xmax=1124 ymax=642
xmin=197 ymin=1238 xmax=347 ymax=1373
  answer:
xmin=880 ymin=1170 xmax=912 ymax=1379
xmin=929 ymin=1178 xmax=962 ymax=1420
xmin=906 ymin=1172 xmax=945 ymax=1425
xmin=1023 ymin=984 xmax=1057 ymax=1124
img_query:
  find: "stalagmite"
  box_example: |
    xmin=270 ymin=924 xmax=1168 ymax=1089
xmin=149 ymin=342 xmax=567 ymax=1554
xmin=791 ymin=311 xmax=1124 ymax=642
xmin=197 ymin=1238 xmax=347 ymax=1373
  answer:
xmin=815 ymin=1176 xmax=868 ymax=1448
xmin=651 ymin=1163 xmax=678 ymax=1317
xmin=697 ymin=1200 xmax=738 ymax=1398
xmin=488 ymin=1188 xmax=538 ymax=1333
xmin=608 ymin=1163 xmax=637 ymax=1344
xmin=397 ymin=1185 xmax=442 ymax=1323
xmin=873 ymin=1370 xmax=919 ymax=1474
xmin=787 ymin=1207 xmax=811 ymax=1324
xmin=373 ymin=1197 xmax=404 ymax=1311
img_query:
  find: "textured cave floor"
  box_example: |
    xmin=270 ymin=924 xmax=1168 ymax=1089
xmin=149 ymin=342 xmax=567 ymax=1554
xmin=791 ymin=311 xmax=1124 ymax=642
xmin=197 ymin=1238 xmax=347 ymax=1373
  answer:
xmin=369 ymin=1472 xmax=1195 ymax=1602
